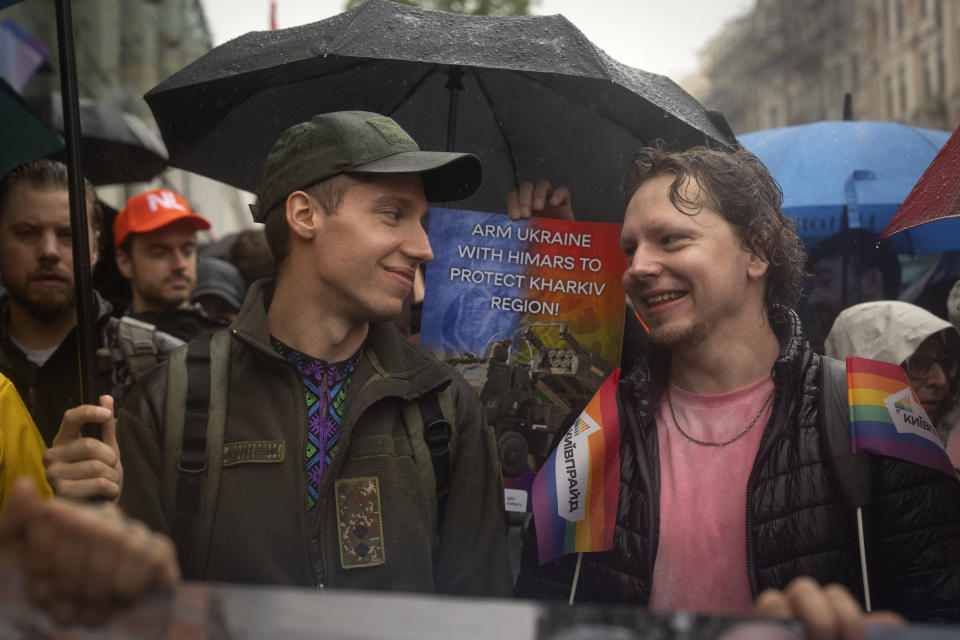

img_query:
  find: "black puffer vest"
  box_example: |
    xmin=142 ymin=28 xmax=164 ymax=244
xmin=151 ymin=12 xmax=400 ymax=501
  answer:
xmin=516 ymin=307 xmax=960 ymax=623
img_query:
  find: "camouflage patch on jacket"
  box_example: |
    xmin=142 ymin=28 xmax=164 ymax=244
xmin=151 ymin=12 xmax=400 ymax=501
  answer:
xmin=335 ymin=476 xmax=385 ymax=569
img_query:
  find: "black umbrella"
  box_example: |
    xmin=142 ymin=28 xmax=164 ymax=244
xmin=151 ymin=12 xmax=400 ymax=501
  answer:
xmin=145 ymin=0 xmax=735 ymax=223
xmin=29 ymin=91 xmax=169 ymax=185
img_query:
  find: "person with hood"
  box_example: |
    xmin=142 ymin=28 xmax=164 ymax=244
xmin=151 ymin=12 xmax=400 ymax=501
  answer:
xmin=826 ymin=300 xmax=960 ymax=468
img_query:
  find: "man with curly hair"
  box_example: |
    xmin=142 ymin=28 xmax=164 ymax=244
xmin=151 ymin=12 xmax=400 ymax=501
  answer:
xmin=515 ymin=146 xmax=960 ymax=624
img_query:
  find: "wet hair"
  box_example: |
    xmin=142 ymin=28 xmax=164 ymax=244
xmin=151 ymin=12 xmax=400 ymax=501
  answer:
xmin=0 ymin=159 xmax=101 ymax=232
xmin=807 ymin=228 xmax=901 ymax=299
xmin=624 ymin=144 xmax=806 ymax=311
xmin=262 ymin=173 xmax=352 ymax=268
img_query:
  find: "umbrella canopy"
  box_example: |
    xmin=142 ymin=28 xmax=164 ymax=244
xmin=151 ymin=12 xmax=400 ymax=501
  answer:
xmin=29 ymin=91 xmax=169 ymax=185
xmin=879 ymin=124 xmax=960 ymax=250
xmin=144 ymin=0 xmax=735 ymax=224
xmin=0 ymin=78 xmax=63 ymax=178
xmin=739 ymin=120 xmax=951 ymax=253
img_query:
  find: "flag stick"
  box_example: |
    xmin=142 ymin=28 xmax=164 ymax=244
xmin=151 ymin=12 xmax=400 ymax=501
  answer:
xmin=856 ymin=506 xmax=872 ymax=611
xmin=568 ymin=552 xmax=583 ymax=605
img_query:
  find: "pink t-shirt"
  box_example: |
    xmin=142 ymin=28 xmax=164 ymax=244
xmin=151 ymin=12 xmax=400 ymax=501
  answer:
xmin=648 ymin=375 xmax=775 ymax=615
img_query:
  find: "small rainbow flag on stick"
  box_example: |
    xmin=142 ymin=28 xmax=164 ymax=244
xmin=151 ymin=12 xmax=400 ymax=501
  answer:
xmin=531 ymin=369 xmax=621 ymax=565
xmin=847 ymin=356 xmax=956 ymax=478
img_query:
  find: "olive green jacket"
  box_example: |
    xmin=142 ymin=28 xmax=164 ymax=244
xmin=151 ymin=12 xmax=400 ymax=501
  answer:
xmin=118 ymin=280 xmax=511 ymax=595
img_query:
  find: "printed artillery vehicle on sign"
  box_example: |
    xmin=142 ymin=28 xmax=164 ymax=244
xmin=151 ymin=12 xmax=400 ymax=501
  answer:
xmin=446 ymin=322 xmax=613 ymax=477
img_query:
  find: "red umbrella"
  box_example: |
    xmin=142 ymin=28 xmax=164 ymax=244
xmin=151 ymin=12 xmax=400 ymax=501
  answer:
xmin=879 ymin=124 xmax=960 ymax=242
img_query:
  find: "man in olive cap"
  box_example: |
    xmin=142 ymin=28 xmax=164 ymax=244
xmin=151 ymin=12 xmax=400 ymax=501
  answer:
xmin=116 ymin=111 xmax=512 ymax=594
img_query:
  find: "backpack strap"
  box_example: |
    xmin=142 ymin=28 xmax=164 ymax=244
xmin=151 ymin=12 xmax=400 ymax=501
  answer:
xmin=420 ymin=382 xmax=454 ymax=521
xmin=401 ymin=381 xmax=457 ymax=532
xmin=115 ymin=315 xmax=161 ymax=380
xmin=163 ymin=329 xmax=232 ymax=578
xmin=820 ymin=355 xmax=874 ymax=509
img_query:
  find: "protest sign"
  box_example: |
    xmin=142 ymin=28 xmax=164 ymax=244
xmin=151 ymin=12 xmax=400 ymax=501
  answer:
xmin=421 ymin=208 xmax=627 ymax=474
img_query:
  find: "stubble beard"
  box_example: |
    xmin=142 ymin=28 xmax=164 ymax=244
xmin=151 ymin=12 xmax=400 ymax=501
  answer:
xmin=4 ymin=279 xmax=75 ymax=324
xmin=646 ymin=317 xmax=710 ymax=351
xmin=631 ymin=291 xmax=711 ymax=350
xmin=136 ymin=276 xmax=193 ymax=312
xmin=138 ymin=289 xmax=190 ymax=312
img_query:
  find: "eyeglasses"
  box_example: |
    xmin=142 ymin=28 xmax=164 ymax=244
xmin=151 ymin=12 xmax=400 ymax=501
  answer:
xmin=903 ymin=352 xmax=959 ymax=381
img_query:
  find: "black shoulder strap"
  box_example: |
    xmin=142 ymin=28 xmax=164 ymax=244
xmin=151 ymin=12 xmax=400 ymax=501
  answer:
xmin=172 ymin=336 xmax=213 ymax=572
xmin=419 ymin=383 xmax=452 ymax=521
xmin=820 ymin=355 xmax=874 ymax=508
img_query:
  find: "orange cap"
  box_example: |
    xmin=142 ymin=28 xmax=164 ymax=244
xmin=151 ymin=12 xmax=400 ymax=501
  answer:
xmin=114 ymin=188 xmax=211 ymax=248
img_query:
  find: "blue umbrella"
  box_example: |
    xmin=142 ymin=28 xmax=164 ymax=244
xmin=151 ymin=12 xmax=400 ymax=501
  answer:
xmin=739 ymin=121 xmax=956 ymax=254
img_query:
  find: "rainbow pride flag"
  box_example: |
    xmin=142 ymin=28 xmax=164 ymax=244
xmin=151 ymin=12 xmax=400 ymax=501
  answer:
xmin=847 ymin=356 xmax=956 ymax=478
xmin=531 ymin=369 xmax=621 ymax=565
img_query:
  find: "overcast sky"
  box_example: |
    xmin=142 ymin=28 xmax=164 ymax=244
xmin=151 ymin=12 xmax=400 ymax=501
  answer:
xmin=201 ymin=0 xmax=754 ymax=83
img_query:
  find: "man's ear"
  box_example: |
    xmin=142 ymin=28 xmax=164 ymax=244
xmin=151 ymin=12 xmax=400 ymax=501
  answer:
xmin=90 ymin=229 xmax=100 ymax=272
xmin=115 ymin=244 xmax=134 ymax=279
xmin=859 ymin=267 xmax=884 ymax=300
xmin=746 ymin=251 xmax=770 ymax=280
xmin=285 ymin=191 xmax=318 ymax=241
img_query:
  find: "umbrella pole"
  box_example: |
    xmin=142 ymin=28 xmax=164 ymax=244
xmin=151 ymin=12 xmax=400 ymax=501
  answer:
xmin=54 ymin=0 xmax=100 ymax=437
xmin=841 ymin=205 xmax=849 ymax=310
xmin=444 ymin=67 xmax=464 ymax=152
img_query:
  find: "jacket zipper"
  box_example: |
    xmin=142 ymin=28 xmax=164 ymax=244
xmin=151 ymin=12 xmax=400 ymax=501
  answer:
xmin=744 ymin=385 xmax=784 ymax=599
xmin=744 ymin=470 xmax=757 ymax=597
xmin=639 ymin=438 xmax=656 ymax=603
xmin=308 ymin=359 xmax=407 ymax=589
xmin=316 ymin=367 xmax=330 ymax=588
xmin=231 ymin=328 xmax=326 ymax=589
xmin=623 ymin=380 xmax=658 ymax=604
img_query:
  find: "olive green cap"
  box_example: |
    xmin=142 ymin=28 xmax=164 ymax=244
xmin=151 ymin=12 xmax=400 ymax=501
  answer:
xmin=250 ymin=111 xmax=482 ymax=222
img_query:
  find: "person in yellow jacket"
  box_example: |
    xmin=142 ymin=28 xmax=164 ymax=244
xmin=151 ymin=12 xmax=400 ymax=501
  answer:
xmin=0 ymin=373 xmax=52 ymax=507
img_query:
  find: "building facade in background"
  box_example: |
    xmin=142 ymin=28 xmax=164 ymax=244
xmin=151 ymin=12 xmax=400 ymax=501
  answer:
xmin=691 ymin=0 xmax=960 ymax=136
xmin=0 ymin=0 xmax=256 ymax=236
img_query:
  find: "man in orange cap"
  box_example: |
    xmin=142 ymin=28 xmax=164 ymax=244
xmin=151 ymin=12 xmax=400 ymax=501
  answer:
xmin=114 ymin=188 xmax=225 ymax=342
